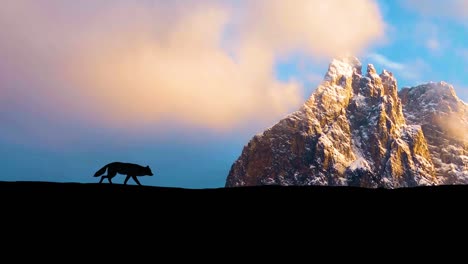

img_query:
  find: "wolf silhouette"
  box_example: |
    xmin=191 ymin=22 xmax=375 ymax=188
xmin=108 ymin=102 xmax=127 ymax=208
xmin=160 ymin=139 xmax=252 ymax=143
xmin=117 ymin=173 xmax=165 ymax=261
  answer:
xmin=94 ymin=162 xmax=154 ymax=186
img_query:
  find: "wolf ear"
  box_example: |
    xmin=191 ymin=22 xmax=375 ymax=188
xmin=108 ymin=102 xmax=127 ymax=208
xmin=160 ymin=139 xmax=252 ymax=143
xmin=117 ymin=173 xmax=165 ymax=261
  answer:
xmin=146 ymin=165 xmax=149 ymax=168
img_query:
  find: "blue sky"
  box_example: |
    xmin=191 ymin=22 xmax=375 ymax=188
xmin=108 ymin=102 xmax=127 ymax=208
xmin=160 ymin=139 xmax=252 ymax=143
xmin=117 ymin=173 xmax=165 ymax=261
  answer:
xmin=276 ymin=0 xmax=468 ymax=99
xmin=0 ymin=0 xmax=466 ymax=188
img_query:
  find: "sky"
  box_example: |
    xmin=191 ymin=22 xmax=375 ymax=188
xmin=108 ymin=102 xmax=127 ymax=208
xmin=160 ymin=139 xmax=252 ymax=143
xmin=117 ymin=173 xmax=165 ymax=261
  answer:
xmin=0 ymin=0 xmax=467 ymax=188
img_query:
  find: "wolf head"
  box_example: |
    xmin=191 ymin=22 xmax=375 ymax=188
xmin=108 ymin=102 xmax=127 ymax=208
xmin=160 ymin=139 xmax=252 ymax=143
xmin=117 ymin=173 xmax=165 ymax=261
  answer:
xmin=145 ymin=165 xmax=154 ymax=176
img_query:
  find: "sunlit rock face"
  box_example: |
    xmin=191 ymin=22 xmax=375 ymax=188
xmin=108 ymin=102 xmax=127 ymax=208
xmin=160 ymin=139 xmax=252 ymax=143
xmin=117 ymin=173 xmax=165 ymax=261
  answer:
xmin=226 ymin=57 xmax=466 ymax=188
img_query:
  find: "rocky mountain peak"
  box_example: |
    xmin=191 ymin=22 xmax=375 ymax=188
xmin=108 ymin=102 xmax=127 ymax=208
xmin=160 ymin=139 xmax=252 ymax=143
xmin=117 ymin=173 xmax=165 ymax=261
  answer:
xmin=226 ymin=57 xmax=466 ymax=188
xmin=335 ymin=55 xmax=362 ymax=69
xmin=324 ymin=56 xmax=362 ymax=83
xmin=400 ymin=81 xmax=460 ymax=107
xmin=366 ymin=64 xmax=377 ymax=76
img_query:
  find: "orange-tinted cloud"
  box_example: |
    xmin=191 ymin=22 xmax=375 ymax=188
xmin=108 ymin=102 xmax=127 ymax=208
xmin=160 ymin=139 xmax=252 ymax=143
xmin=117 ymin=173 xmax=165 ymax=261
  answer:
xmin=0 ymin=0 xmax=385 ymax=133
xmin=242 ymin=0 xmax=386 ymax=58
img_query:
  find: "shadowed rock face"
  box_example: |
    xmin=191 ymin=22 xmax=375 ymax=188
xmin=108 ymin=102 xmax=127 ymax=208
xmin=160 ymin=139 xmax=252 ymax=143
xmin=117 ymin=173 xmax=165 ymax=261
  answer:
xmin=226 ymin=57 xmax=467 ymax=188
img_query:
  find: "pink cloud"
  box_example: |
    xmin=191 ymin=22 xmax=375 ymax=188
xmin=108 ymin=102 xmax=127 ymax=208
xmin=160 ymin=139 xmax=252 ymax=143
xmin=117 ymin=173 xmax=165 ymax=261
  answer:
xmin=0 ymin=0 xmax=386 ymax=136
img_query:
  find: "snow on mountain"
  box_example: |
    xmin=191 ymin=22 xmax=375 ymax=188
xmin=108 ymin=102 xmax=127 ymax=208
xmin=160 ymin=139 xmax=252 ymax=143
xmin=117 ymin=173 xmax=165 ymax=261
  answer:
xmin=226 ymin=56 xmax=466 ymax=188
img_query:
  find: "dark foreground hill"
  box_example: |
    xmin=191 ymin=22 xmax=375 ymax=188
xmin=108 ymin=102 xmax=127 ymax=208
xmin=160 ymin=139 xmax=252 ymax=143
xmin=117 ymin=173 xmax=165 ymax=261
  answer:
xmin=2 ymin=181 xmax=467 ymax=209
xmin=2 ymin=181 xmax=468 ymax=236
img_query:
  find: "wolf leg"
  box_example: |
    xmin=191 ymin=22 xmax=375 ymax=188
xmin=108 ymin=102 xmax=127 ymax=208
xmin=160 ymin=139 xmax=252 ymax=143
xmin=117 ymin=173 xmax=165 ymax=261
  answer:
xmin=99 ymin=176 xmax=106 ymax=184
xmin=131 ymin=175 xmax=142 ymax=186
xmin=124 ymin=175 xmax=131 ymax=185
xmin=107 ymin=171 xmax=117 ymax=184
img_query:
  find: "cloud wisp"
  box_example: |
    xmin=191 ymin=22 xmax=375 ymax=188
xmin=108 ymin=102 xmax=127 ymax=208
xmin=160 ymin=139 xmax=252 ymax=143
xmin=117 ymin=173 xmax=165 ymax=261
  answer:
xmin=366 ymin=53 xmax=432 ymax=84
xmin=402 ymin=0 xmax=468 ymax=25
xmin=367 ymin=53 xmax=406 ymax=71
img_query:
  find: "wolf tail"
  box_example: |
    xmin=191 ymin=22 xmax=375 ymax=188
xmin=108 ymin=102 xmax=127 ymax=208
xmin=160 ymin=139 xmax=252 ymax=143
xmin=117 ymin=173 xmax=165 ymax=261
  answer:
xmin=94 ymin=164 xmax=109 ymax=177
